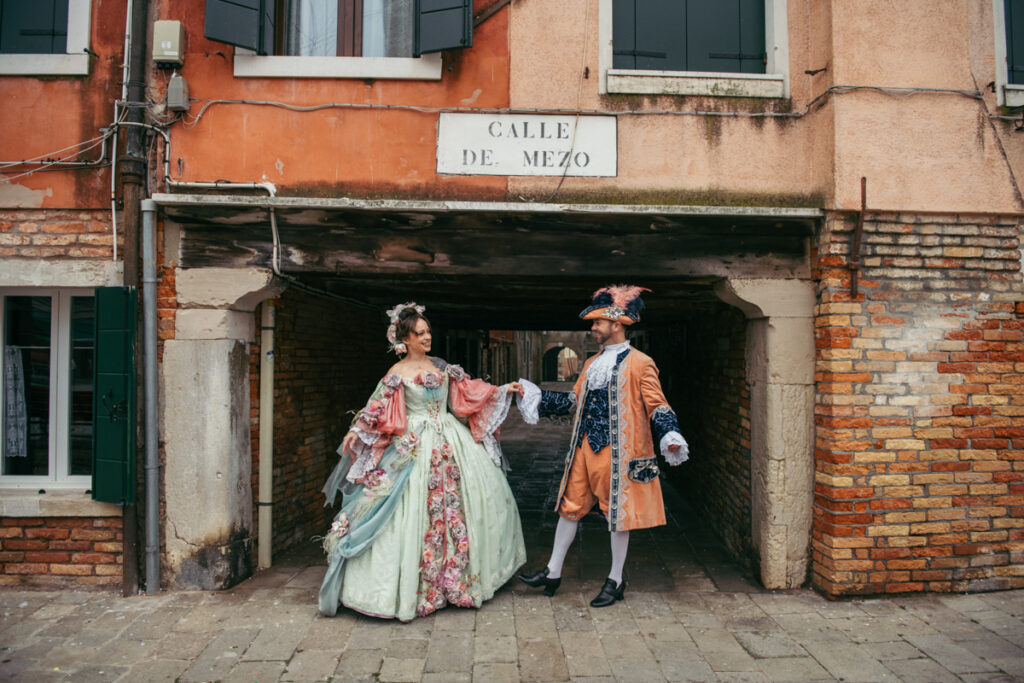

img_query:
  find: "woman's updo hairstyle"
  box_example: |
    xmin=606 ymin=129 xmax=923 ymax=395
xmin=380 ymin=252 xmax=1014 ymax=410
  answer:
xmin=394 ymin=306 xmax=430 ymax=343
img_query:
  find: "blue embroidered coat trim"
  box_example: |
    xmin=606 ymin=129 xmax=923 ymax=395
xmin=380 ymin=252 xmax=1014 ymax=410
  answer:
xmin=538 ymin=390 xmax=576 ymax=418
xmin=650 ymin=405 xmax=680 ymax=448
xmin=572 ymin=347 xmax=632 ymax=453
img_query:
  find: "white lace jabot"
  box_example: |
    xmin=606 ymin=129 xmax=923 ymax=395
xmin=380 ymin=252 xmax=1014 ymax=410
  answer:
xmin=585 ymin=341 xmax=630 ymax=391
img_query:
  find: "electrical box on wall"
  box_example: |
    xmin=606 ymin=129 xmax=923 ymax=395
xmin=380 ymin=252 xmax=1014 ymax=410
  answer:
xmin=153 ymin=20 xmax=184 ymax=68
xmin=167 ymin=74 xmax=190 ymax=112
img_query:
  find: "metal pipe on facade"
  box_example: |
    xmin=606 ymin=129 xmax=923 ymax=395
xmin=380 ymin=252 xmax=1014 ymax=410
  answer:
xmin=257 ymin=300 xmax=276 ymax=570
xmin=119 ymin=0 xmax=149 ymax=598
xmin=164 ymin=178 xmax=277 ymax=195
xmin=141 ymin=198 xmax=160 ymax=594
xmin=850 ymin=177 xmax=866 ymax=299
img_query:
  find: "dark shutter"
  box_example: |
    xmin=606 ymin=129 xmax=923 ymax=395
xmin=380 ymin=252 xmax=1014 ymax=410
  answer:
xmin=1009 ymin=0 xmax=1024 ymax=85
xmin=414 ymin=0 xmax=472 ymax=56
xmin=614 ymin=0 xmax=764 ymax=75
xmin=612 ymin=0 xmax=637 ymax=69
xmin=91 ymin=287 xmax=136 ymax=505
xmin=204 ymin=0 xmax=275 ymax=55
xmin=689 ymin=0 xmax=764 ymax=74
xmin=614 ymin=0 xmax=686 ymax=71
xmin=0 ymin=0 xmax=68 ymax=54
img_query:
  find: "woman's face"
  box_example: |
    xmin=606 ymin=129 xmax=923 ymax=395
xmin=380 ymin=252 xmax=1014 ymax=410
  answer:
xmin=403 ymin=317 xmax=432 ymax=355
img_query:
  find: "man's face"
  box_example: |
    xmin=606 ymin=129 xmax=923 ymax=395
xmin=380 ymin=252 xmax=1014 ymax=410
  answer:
xmin=590 ymin=318 xmax=617 ymax=345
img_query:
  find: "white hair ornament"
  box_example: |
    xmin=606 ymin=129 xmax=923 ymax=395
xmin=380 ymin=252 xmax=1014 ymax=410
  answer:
xmin=385 ymin=302 xmax=426 ymax=355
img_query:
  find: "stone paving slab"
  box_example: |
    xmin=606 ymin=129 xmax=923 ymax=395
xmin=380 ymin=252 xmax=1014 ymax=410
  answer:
xmin=2 ymin=414 xmax=1024 ymax=681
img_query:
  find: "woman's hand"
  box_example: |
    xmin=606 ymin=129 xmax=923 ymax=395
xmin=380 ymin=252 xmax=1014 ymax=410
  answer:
xmin=508 ymin=381 xmax=524 ymax=397
xmin=341 ymin=430 xmax=360 ymax=458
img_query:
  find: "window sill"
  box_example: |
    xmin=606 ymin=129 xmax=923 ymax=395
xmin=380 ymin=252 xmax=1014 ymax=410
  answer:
xmin=0 ymin=489 xmax=121 ymax=517
xmin=1005 ymin=84 xmax=1024 ymax=108
xmin=0 ymin=53 xmax=90 ymax=76
xmin=606 ymin=69 xmax=785 ymax=99
xmin=233 ymin=52 xmax=443 ymax=80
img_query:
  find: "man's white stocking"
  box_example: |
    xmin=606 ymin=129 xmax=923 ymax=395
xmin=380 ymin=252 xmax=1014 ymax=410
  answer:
xmin=546 ymin=517 xmax=579 ymax=579
xmin=609 ymin=530 xmax=630 ymax=584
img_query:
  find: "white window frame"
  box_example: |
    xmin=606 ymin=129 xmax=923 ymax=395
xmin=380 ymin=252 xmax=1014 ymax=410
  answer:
xmin=0 ymin=288 xmax=94 ymax=490
xmin=0 ymin=0 xmax=91 ymax=76
xmin=598 ymin=0 xmax=789 ymax=99
xmin=994 ymin=0 xmax=1024 ymax=107
xmin=233 ymin=45 xmax=442 ymax=79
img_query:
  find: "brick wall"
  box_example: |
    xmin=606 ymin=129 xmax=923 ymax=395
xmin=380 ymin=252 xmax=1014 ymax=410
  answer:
xmin=655 ymin=305 xmax=754 ymax=570
xmin=813 ymin=212 xmax=1024 ymax=596
xmin=0 ymin=209 xmax=117 ymax=258
xmin=250 ymin=290 xmax=389 ymax=556
xmin=0 ymin=517 xmax=123 ymax=588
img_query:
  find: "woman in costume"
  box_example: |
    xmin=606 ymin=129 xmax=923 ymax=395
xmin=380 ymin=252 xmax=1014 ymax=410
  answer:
xmin=318 ymin=302 xmax=526 ymax=620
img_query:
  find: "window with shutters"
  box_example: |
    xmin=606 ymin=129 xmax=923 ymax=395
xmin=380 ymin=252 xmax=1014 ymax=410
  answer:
xmin=0 ymin=0 xmax=91 ymax=76
xmin=205 ymin=0 xmax=471 ymax=80
xmin=996 ymin=0 xmax=1024 ymax=107
xmin=0 ymin=289 xmax=94 ymax=488
xmin=599 ymin=0 xmax=789 ymax=99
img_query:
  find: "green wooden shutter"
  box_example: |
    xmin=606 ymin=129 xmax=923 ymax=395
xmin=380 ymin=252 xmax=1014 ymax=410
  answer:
xmin=612 ymin=0 xmax=638 ymax=69
xmin=0 ymin=0 xmax=69 ymax=54
xmin=91 ymin=287 xmax=136 ymax=505
xmin=737 ymin=0 xmax=766 ymax=73
xmin=204 ymin=0 xmax=275 ymax=55
xmin=615 ymin=0 xmax=765 ymax=74
xmin=688 ymin=0 xmax=765 ymax=74
xmin=614 ymin=0 xmax=686 ymax=71
xmin=1009 ymin=0 xmax=1024 ymax=85
xmin=414 ymin=0 xmax=472 ymax=56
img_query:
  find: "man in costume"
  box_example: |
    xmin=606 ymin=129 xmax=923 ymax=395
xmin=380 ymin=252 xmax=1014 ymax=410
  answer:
xmin=515 ymin=285 xmax=688 ymax=607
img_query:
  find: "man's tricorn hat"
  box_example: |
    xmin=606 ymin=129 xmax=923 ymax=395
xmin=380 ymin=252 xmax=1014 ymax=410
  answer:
xmin=579 ymin=285 xmax=650 ymax=326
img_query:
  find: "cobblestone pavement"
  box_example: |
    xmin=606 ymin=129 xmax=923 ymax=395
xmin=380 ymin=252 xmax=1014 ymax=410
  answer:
xmin=2 ymin=394 xmax=1024 ymax=682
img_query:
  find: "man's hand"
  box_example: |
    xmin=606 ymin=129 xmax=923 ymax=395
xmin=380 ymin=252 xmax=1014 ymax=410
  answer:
xmin=667 ymin=443 xmax=681 ymax=453
xmin=508 ymin=381 xmax=525 ymax=397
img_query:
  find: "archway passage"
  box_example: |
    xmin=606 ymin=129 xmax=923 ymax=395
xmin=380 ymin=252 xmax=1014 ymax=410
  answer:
xmin=256 ymin=279 xmax=761 ymax=591
xmin=161 ymin=197 xmax=816 ymax=590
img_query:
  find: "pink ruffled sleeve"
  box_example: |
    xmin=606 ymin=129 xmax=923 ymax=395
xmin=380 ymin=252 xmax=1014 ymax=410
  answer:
xmin=446 ymin=365 xmax=514 ymax=469
xmin=347 ymin=375 xmax=407 ymax=482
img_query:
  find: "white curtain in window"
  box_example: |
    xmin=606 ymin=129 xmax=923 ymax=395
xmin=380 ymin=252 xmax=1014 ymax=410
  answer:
xmin=3 ymin=346 xmax=27 ymax=460
xmin=362 ymin=0 xmax=385 ymax=57
xmin=287 ymin=0 xmax=338 ymax=56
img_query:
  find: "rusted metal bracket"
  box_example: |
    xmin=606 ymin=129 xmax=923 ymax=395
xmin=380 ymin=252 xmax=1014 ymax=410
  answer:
xmin=850 ymin=176 xmax=866 ymax=299
xmin=474 ymin=0 xmax=512 ymax=27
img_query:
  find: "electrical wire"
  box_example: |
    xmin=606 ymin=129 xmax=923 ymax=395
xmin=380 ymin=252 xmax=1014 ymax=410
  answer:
xmin=181 ymin=84 xmax=985 ymax=130
xmin=0 ymin=135 xmax=111 ymax=182
xmin=542 ymin=0 xmax=589 ymax=203
xmin=0 ymin=132 xmax=110 ymax=171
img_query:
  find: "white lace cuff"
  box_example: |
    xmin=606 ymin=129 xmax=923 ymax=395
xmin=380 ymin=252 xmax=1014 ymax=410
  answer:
xmin=661 ymin=432 xmax=689 ymax=466
xmin=517 ymin=378 xmax=541 ymax=424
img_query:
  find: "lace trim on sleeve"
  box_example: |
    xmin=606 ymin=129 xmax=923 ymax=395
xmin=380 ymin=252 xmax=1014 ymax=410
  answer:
xmin=517 ymin=379 xmax=541 ymax=424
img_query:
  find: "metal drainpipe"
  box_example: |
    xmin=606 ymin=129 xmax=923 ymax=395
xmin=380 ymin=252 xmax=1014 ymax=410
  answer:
xmin=141 ymin=198 xmax=160 ymax=594
xmin=258 ymin=300 xmax=276 ymax=570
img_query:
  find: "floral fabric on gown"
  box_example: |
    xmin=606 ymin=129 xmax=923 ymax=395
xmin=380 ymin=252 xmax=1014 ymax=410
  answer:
xmin=318 ymin=360 xmax=525 ymax=620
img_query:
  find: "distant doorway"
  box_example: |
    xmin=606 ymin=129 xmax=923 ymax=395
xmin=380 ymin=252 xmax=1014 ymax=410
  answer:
xmin=542 ymin=345 xmax=579 ymax=381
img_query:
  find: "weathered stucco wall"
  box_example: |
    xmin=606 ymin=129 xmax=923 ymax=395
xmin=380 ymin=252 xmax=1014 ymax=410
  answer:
xmin=158 ymin=0 xmax=510 ymax=199
xmin=507 ymin=0 xmax=1023 ymax=214
xmin=0 ymin=2 xmax=126 ymax=209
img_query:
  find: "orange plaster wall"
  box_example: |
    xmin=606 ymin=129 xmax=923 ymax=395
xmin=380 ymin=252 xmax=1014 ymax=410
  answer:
xmin=0 ymin=1 xmax=126 ymax=210
xmin=161 ymin=0 xmax=511 ymax=199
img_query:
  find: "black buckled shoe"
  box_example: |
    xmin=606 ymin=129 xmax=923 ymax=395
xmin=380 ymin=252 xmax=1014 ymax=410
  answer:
xmin=517 ymin=567 xmax=561 ymax=596
xmin=589 ymin=578 xmax=625 ymax=607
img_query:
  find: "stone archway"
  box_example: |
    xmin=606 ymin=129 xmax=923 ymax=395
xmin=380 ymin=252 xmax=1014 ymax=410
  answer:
xmin=714 ymin=277 xmax=816 ymax=589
